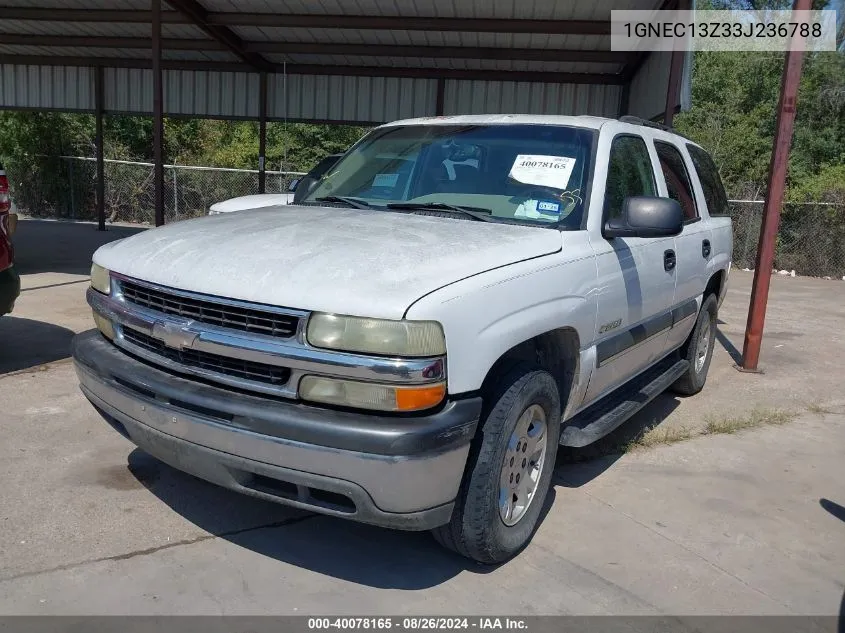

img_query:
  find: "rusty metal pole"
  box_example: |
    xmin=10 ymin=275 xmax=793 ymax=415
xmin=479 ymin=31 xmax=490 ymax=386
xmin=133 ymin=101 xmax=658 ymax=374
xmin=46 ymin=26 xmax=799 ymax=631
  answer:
xmin=258 ymin=71 xmax=267 ymax=194
xmin=152 ymin=0 xmax=165 ymax=227
xmin=740 ymin=0 xmax=810 ymax=372
xmin=662 ymin=0 xmax=687 ymax=127
xmin=95 ymin=65 xmax=105 ymax=232
xmin=663 ymin=49 xmax=684 ymax=127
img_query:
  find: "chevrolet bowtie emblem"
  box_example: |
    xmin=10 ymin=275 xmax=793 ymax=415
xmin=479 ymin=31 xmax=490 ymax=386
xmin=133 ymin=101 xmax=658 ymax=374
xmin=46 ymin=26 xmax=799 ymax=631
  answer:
xmin=151 ymin=321 xmax=199 ymax=350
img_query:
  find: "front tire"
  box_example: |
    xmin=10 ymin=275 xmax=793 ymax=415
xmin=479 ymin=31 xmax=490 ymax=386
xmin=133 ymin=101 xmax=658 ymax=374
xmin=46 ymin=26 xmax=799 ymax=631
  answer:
xmin=672 ymin=294 xmax=718 ymax=396
xmin=432 ymin=364 xmax=561 ymax=564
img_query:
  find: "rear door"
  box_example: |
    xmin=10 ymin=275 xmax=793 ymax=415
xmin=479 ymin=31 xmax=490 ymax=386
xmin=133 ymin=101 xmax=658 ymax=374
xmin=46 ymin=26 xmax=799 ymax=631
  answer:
xmin=584 ymin=133 xmax=677 ymax=404
xmin=652 ymin=139 xmax=709 ymax=351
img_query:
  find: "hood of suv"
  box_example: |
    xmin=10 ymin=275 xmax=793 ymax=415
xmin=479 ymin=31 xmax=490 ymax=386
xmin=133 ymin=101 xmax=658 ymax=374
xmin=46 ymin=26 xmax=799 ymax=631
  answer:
xmin=94 ymin=206 xmax=562 ymax=319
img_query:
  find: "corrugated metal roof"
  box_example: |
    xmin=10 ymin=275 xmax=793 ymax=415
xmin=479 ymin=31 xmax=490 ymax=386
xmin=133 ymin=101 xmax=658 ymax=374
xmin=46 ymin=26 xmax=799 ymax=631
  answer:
xmin=0 ymin=0 xmax=684 ymax=123
xmin=0 ymin=63 xmax=94 ymax=110
xmin=272 ymin=74 xmax=438 ymax=123
xmin=0 ymin=45 xmax=150 ymax=58
xmin=265 ymin=54 xmax=620 ymax=74
xmin=202 ymin=0 xmax=649 ymax=20
xmin=0 ymin=20 xmax=210 ymax=40
xmin=103 ymin=68 xmax=260 ymax=117
xmin=627 ymin=52 xmax=670 ymax=120
xmin=627 ymin=51 xmax=692 ymax=120
xmin=3 ymin=0 xmax=149 ymax=8
xmin=0 ymin=0 xmax=643 ymax=79
xmin=443 ymin=80 xmax=621 ymax=117
xmin=165 ymin=70 xmax=260 ymax=117
xmin=0 ymin=59 xmax=624 ymax=122
xmin=104 ymin=67 xmax=151 ymax=112
xmin=230 ymin=26 xmax=611 ymax=50
xmin=0 ymin=45 xmax=236 ymax=62
xmin=0 ymin=20 xmax=149 ymax=37
xmin=162 ymin=50 xmax=240 ymax=62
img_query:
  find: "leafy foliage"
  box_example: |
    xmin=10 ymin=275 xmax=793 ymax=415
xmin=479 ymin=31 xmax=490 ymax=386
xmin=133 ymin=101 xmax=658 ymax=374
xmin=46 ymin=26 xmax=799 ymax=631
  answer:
xmin=674 ymin=50 xmax=844 ymax=200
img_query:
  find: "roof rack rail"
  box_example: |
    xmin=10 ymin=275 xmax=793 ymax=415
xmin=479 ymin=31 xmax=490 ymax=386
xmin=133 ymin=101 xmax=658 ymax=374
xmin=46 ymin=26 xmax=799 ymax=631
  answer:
xmin=618 ymin=115 xmax=674 ymax=132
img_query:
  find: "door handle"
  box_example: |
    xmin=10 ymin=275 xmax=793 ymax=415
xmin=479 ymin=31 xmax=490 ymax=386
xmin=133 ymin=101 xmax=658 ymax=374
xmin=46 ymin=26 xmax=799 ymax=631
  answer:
xmin=664 ymin=249 xmax=676 ymax=271
xmin=702 ymin=239 xmax=712 ymax=259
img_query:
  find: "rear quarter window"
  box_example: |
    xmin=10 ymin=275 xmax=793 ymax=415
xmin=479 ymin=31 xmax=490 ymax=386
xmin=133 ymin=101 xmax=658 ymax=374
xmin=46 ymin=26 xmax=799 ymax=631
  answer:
xmin=687 ymin=145 xmax=729 ymax=216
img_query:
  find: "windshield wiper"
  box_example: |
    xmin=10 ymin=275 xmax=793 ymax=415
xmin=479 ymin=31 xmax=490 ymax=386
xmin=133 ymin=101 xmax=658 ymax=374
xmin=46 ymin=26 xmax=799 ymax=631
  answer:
xmin=386 ymin=202 xmax=494 ymax=222
xmin=313 ymin=196 xmax=373 ymax=209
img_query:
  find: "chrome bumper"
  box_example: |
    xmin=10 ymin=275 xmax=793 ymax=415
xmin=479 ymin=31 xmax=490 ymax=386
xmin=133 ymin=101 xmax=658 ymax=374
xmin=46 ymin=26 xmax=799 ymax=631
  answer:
xmin=73 ymin=331 xmax=481 ymax=530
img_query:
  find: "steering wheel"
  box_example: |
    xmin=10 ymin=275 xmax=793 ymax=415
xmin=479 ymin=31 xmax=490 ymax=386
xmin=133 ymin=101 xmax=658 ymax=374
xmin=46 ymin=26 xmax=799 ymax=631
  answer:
xmin=523 ymin=187 xmax=565 ymax=202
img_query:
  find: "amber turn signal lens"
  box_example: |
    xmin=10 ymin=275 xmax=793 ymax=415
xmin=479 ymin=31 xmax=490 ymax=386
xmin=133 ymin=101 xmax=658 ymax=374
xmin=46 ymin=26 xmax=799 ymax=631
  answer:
xmin=395 ymin=384 xmax=447 ymax=411
xmin=92 ymin=311 xmax=115 ymax=340
xmin=299 ymin=376 xmax=446 ymax=412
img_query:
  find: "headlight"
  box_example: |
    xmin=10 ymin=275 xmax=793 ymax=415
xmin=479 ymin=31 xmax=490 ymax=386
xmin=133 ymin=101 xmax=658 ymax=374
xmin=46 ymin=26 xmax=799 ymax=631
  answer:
xmin=299 ymin=376 xmax=446 ymax=412
xmin=306 ymin=313 xmax=446 ymax=357
xmin=90 ymin=263 xmax=111 ymax=295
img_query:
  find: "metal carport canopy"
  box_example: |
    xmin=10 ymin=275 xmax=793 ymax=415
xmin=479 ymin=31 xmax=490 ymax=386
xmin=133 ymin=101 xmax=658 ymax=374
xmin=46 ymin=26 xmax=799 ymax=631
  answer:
xmin=0 ymin=0 xmax=689 ymax=124
xmin=0 ymin=0 xmax=692 ymax=229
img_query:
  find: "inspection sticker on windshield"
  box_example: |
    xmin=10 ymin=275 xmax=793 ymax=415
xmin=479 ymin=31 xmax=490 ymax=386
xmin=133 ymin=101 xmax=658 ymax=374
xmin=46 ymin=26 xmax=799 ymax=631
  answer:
xmin=509 ymin=155 xmax=575 ymax=190
xmin=372 ymin=173 xmax=399 ymax=188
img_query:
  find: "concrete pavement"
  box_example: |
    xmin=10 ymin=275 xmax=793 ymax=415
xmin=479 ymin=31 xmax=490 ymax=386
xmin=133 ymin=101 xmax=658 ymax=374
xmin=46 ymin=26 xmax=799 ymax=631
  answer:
xmin=1 ymin=219 xmax=843 ymax=615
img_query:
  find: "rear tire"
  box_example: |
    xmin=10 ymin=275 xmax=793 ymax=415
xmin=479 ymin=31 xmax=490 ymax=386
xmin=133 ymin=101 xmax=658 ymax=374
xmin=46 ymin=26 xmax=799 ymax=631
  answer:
xmin=432 ymin=364 xmax=561 ymax=564
xmin=672 ymin=294 xmax=718 ymax=396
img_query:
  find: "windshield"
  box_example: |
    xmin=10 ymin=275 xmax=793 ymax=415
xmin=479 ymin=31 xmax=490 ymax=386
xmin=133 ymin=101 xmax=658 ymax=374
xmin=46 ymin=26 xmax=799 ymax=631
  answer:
xmin=302 ymin=124 xmax=596 ymax=228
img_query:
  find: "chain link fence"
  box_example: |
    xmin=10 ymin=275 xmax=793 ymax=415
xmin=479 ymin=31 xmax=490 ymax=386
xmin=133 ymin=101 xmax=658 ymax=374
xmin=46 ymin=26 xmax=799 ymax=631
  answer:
xmin=4 ymin=156 xmax=845 ymax=278
xmin=4 ymin=156 xmax=303 ymax=225
xmin=727 ymin=200 xmax=845 ymax=278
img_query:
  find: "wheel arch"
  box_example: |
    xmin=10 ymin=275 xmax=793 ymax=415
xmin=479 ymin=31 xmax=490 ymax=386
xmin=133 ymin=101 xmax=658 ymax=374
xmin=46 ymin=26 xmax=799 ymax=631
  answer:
xmin=705 ymin=269 xmax=725 ymax=299
xmin=480 ymin=327 xmax=581 ymax=412
xmin=704 ymin=266 xmax=730 ymax=309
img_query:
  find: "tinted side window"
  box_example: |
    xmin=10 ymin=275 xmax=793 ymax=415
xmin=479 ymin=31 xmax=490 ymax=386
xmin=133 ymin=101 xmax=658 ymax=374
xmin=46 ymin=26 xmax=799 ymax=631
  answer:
xmin=655 ymin=141 xmax=698 ymax=221
xmin=687 ymin=145 xmax=729 ymax=216
xmin=310 ymin=155 xmax=342 ymax=179
xmin=604 ymin=135 xmax=656 ymax=220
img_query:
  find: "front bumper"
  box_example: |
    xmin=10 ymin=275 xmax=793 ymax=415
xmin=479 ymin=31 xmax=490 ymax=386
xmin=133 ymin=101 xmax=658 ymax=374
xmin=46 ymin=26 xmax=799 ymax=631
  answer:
xmin=0 ymin=265 xmax=20 ymax=315
xmin=72 ymin=330 xmax=481 ymax=530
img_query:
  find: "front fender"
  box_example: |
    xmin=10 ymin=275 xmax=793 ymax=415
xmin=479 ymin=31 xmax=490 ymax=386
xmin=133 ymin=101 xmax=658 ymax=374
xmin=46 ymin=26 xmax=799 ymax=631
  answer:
xmin=406 ymin=247 xmax=597 ymax=395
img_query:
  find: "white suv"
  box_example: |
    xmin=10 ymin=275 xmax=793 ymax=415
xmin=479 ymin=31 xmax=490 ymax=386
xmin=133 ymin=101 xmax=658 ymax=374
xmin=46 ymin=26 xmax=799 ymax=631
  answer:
xmin=74 ymin=115 xmax=732 ymax=563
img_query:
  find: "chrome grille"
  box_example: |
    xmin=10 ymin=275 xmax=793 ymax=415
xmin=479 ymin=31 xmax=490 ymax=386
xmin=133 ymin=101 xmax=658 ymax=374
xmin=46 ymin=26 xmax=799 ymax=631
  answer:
xmin=120 ymin=279 xmax=299 ymax=338
xmin=122 ymin=328 xmax=291 ymax=387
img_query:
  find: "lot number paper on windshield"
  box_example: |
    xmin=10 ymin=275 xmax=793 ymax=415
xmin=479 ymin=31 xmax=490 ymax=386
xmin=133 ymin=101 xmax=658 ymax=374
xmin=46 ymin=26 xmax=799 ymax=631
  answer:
xmin=508 ymin=155 xmax=576 ymax=190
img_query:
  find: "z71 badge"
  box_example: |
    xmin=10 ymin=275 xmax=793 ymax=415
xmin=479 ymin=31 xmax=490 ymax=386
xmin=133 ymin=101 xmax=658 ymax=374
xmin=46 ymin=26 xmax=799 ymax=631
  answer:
xmin=599 ymin=319 xmax=622 ymax=334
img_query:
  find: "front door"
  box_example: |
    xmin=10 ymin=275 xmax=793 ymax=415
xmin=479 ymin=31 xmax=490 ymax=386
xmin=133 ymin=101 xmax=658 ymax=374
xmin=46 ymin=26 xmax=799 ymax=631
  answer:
xmin=585 ymin=134 xmax=676 ymax=405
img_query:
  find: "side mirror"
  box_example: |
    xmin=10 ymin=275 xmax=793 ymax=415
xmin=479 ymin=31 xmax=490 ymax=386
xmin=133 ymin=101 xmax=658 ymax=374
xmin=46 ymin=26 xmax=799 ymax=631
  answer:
xmin=287 ymin=178 xmax=300 ymax=193
xmin=604 ymin=196 xmax=683 ymax=239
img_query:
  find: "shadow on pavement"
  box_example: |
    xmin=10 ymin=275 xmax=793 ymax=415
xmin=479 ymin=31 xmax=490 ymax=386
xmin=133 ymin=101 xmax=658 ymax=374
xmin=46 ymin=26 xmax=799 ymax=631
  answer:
xmin=126 ymin=447 xmax=553 ymax=589
xmin=820 ymin=498 xmax=845 ymax=523
xmin=716 ymin=327 xmax=744 ymax=365
xmin=839 ymin=588 xmax=845 ymax=633
xmin=554 ymin=392 xmax=681 ymax=488
xmin=13 ymin=219 xmax=146 ymax=276
xmin=0 ymin=316 xmax=76 ymax=374
xmin=126 ymin=392 xmax=680 ymax=585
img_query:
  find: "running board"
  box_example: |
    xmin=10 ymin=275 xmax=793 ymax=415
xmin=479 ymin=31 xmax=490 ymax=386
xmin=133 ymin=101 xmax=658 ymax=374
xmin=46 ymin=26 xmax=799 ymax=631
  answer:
xmin=560 ymin=357 xmax=690 ymax=448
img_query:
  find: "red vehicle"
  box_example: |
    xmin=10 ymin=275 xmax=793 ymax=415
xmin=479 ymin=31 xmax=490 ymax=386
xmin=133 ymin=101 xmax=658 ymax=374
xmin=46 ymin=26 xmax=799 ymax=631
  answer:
xmin=0 ymin=164 xmax=20 ymax=316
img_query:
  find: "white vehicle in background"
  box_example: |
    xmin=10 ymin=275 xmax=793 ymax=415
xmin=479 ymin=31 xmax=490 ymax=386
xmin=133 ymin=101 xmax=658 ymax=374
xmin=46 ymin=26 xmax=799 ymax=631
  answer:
xmin=208 ymin=154 xmax=344 ymax=215
xmin=76 ymin=115 xmax=732 ymax=563
xmin=208 ymin=193 xmax=293 ymax=215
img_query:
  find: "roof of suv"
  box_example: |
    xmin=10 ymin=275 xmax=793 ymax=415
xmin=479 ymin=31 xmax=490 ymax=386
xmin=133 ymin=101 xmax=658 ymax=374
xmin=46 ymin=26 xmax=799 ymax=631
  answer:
xmin=382 ymin=114 xmax=612 ymax=130
xmin=381 ymin=114 xmax=700 ymax=149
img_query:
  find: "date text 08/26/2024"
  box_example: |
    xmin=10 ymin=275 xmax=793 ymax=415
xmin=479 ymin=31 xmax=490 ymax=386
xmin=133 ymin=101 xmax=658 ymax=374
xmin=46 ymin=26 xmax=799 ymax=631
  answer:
xmin=308 ymin=618 xmax=527 ymax=630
